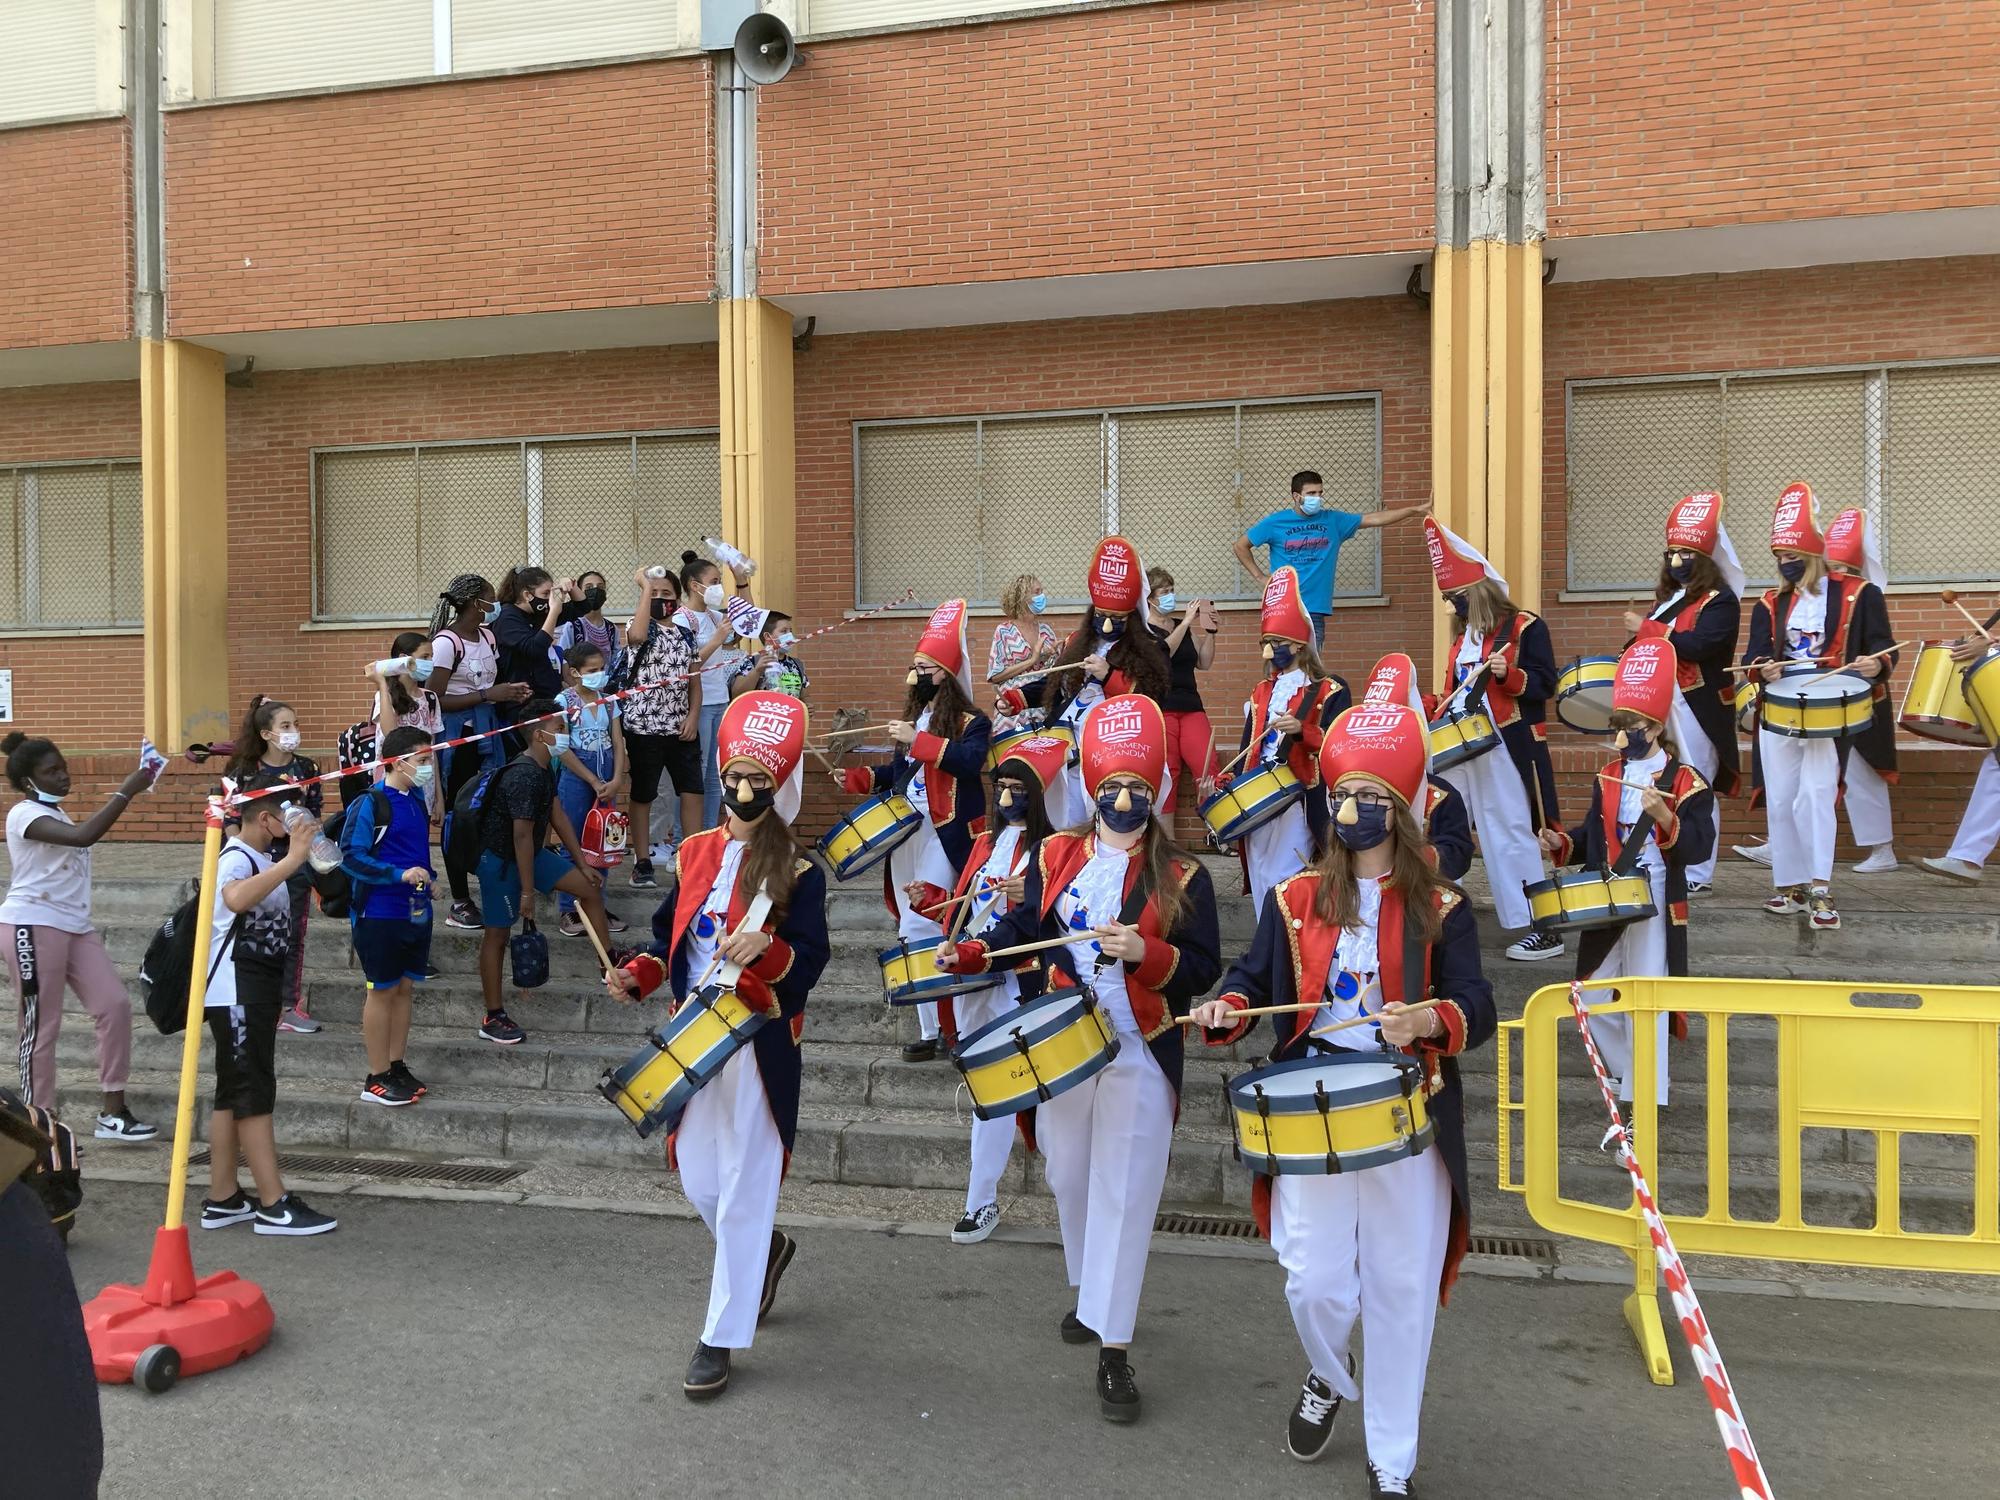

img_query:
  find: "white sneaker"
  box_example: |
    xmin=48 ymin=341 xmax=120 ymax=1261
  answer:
xmin=94 ymin=1109 xmax=159 ymax=1142
xmin=1733 ymin=842 xmax=1773 ymax=867
xmin=1852 ymin=847 xmax=1899 ymax=874
xmin=951 ymin=1203 xmax=1001 ymax=1244
xmin=1920 ymin=856 xmax=1983 ymax=885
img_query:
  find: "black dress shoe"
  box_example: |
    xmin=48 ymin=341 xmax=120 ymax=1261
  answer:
xmin=1097 ymin=1348 xmax=1140 ymax=1423
xmin=901 ymin=1039 xmax=939 ymax=1063
xmin=759 ymin=1229 xmax=796 ymax=1322
xmin=1059 ymin=1309 xmax=1097 ymax=1345
xmin=684 ymin=1341 xmax=730 ymax=1400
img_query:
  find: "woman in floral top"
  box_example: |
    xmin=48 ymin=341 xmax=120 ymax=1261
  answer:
xmin=986 ymin=574 xmax=1060 ymax=731
xmin=621 ymin=566 xmax=703 ymax=889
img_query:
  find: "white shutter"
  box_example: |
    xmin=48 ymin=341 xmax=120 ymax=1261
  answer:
xmin=805 ymin=0 xmax=1076 ymax=35
xmin=215 ymin=0 xmax=433 ymax=97
xmin=451 ymin=0 xmax=675 ymax=73
xmin=0 ymin=0 xmax=101 ymax=123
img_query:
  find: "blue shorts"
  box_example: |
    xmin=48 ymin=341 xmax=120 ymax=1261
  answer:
xmin=352 ymin=918 xmax=433 ymax=989
xmin=475 ymin=848 xmax=575 ymax=929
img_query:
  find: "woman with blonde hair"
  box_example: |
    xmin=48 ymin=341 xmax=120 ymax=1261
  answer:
xmin=988 ymin=574 xmax=1061 ymax=731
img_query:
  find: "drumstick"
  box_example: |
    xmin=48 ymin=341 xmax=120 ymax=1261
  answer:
xmin=1724 ymin=653 xmax=1837 ymax=675
xmin=971 ymin=931 xmax=1099 ymax=963
xmin=1174 ymin=1002 xmax=1322 ymax=1024
xmin=1211 ymin=741 xmax=1255 ymax=783
xmin=808 ymin=744 xmax=846 ymax=779
xmin=945 ymin=849 xmax=1027 ymax=941
xmin=808 ymin=721 xmax=903 ymax=742
xmin=1594 ymin=770 xmax=1691 ymax=805
xmin=1308 ymin=997 xmax=1446 ymax=1039
xmin=1794 ymin=642 xmax=1910 ymax=692
xmin=576 ymin=909 xmax=617 ymax=976
xmin=1941 ymin=590 xmax=1998 ymax=643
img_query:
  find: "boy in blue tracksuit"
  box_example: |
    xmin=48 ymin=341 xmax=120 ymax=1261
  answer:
xmin=340 ymin=726 xmax=439 ymax=1107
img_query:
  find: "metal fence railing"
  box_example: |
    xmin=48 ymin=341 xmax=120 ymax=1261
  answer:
xmin=0 ymin=459 xmax=144 ymax=631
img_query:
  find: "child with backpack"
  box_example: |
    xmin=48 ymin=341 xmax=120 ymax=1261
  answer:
xmin=338 ymin=727 xmax=439 ymax=1107
xmin=554 ymin=642 xmax=630 ymax=939
xmin=221 ymin=696 xmax=326 ymax=1035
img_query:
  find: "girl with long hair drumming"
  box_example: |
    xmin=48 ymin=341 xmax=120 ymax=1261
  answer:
xmin=837 ymin=600 xmax=992 ymax=1061
xmin=1189 ymin=702 xmax=1494 ymax=1498
xmin=937 ymin=694 xmax=1220 ymax=1425
xmin=606 ymin=692 xmax=831 ymax=1402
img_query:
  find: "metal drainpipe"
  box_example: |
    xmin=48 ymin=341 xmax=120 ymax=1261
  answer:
xmin=129 ymin=0 xmax=166 ymax=340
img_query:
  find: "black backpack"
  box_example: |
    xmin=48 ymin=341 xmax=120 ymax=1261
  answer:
xmin=444 ymin=756 xmax=517 ymax=874
xmin=318 ymin=787 xmax=395 ymax=920
xmin=139 ymin=880 xmax=242 ymax=1036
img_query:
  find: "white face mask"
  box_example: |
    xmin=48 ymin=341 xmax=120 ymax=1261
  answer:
xmin=703 ymin=583 xmax=725 ymax=611
xmin=25 ymin=778 xmax=66 ymax=805
xmin=275 ymin=730 xmax=302 ymax=753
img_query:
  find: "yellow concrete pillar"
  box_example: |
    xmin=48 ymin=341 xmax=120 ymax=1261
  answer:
xmin=718 ymin=297 xmax=797 ymax=616
xmin=140 ymin=338 xmax=231 ymax=750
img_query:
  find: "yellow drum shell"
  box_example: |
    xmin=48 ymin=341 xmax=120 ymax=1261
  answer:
xmin=1227 ymin=1055 xmax=1433 ymax=1176
xmin=600 ymin=986 xmax=761 ymax=1136
xmin=1733 ymin=680 xmax=1759 ymax=733
xmin=1199 ymin=762 xmax=1303 ymax=843
xmin=1758 ymin=668 xmax=1873 ymax=740
xmin=1427 ymin=704 xmax=1500 ymax=772
xmin=1524 ymin=869 xmax=1657 ymax=933
xmin=1555 ymin=655 xmax=1620 ymax=735
xmin=816 ymin=792 xmax=920 ymax=881
xmin=953 ymin=992 xmax=1118 ymax=1120
xmin=1898 ymin=643 xmax=1987 ymax=747
xmin=1961 ymin=649 xmax=2000 ymax=749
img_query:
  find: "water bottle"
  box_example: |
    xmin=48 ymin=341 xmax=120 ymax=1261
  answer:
xmin=646 ymin=565 xmax=668 ymax=579
xmin=371 ymin=656 xmax=411 ymax=677
xmin=282 ymin=800 xmax=343 ymax=873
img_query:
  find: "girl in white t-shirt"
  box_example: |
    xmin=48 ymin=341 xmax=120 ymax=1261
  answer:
xmin=677 ymin=549 xmax=752 ymax=831
xmin=1 ymin=732 xmax=162 ymax=1139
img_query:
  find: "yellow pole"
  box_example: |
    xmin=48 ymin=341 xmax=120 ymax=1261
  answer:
xmin=161 ymin=803 xmax=226 ymax=1230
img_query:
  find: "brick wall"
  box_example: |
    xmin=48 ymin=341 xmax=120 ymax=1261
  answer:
xmin=1548 ymin=0 xmax=2000 ymax=237
xmin=163 ymin=58 xmax=713 ymax=337
xmin=757 ymin=0 xmax=1433 ymax=296
xmin=0 ymin=119 xmax=131 ymax=349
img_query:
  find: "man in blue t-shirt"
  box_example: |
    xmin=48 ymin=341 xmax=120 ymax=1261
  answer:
xmin=1232 ymin=470 xmax=1429 ymax=645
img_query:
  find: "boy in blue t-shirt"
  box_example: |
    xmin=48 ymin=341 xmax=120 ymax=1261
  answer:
xmin=1233 ymin=470 xmax=1429 ymax=644
xmin=340 ymin=725 xmax=438 ymax=1107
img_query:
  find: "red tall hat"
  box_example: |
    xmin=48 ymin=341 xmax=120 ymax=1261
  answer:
xmin=1258 ymin=566 xmax=1314 ymax=646
xmin=1361 ymin=651 xmax=1422 ymax=714
xmin=1318 ymin=703 xmax=1427 ymax=809
xmin=1087 ymin=536 xmax=1146 ymax=618
xmin=1078 ymin=694 xmax=1166 ymax=799
xmin=1823 ymin=506 xmax=1885 ymax=587
xmin=1665 ymin=492 xmax=1723 ymax=554
xmin=1611 ymin=638 xmax=1676 ymax=726
xmin=1770 ymin=482 xmax=1823 ymax=554
xmin=717 ymin=690 xmax=809 ymax=823
xmin=992 ymin=732 xmax=1071 ymax=793
xmin=913 ymin=598 xmax=973 ymax=694
xmin=1423 ymin=517 xmax=1500 ymax=593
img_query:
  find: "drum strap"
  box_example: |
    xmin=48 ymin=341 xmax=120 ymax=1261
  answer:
xmin=1607 ymin=758 xmax=1682 ymax=878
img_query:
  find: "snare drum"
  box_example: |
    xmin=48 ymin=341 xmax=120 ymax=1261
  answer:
xmin=1227 ymin=1053 xmax=1433 ymax=1177
xmin=879 ymin=936 xmax=996 ymax=1007
xmin=1965 ymin=649 xmax=2000 ymax=747
xmin=815 ymin=791 xmax=920 ymax=881
xmin=1556 ymin=655 xmax=1620 ymax=735
xmin=1733 ymin=680 xmax=1759 ymax=734
xmin=1428 ymin=700 xmax=1501 ymax=773
xmin=599 ymin=985 xmax=767 ymax=1139
xmin=1899 ymin=643 xmax=1988 ymax=746
xmin=1523 ymin=867 xmax=1658 ymax=933
xmin=986 ymin=723 xmax=1074 ymax=772
xmin=951 ymin=988 xmax=1119 ymax=1120
xmin=1199 ymin=762 xmax=1304 ymax=843
xmin=1759 ymin=663 xmax=1874 ymax=740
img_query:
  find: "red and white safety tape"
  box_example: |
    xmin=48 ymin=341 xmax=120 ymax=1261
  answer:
xmin=1565 ymin=980 xmax=1776 ymax=1500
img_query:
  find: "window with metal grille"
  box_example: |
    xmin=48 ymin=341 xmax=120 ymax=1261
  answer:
xmin=853 ymin=395 xmax=1382 ymax=610
xmin=1566 ymin=360 xmax=2000 ymax=594
xmin=0 ymin=460 xmax=143 ymax=632
xmin=311 ymin=431 xmax=722 ymax=623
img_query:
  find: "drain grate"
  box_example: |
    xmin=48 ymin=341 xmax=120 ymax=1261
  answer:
xmin=1466 ymin=1234 xmax=1558 ymax=1264
xmin=188 ymin=1149 xmax=526 ymax=1188
xmin=1155 ymin=1212 xmax=1260 ymax=1239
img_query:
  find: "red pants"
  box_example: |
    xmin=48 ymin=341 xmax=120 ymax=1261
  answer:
xmin=1159 ymin=708 xmax=1216 ymax=814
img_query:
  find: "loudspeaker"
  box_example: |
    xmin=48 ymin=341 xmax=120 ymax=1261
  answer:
xmin=734 ymin=13 xmax=797 ymax=85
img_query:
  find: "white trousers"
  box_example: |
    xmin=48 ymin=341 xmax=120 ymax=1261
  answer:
xmin=1673 ymin=687 xmax=1722 ymax=887
xmin=954 ymin=979 xmax=1022 ymax=1213
xmin=1244 ymin=802 xmax=1313 ymax=922
xmin=1843 ymin=754 xmax=1895 ymax=849
xmin=1946 ymin=754 xmax=2000 ymax=867
xmin=676 ymin=1044 xmax=783 ymax=1350
xmin=1272 ymin=1147 xmax=1451 ymax=1485
xmin=1577 ymin=865 xmax=1671 ymax=1105
xmin=1038 ymin=1037 xmax=1174 ymax=1346
xmin=891 ymin=834 xmax=944 ymax=1040
xmin=1435 ymin=747 xmax=1542 ymax=929
xmin=1757 ymin=728 xmax=1840 ymax=888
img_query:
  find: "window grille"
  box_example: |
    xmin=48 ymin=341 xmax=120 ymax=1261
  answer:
xmin=0 ymin=459 xmax=143 ymax=631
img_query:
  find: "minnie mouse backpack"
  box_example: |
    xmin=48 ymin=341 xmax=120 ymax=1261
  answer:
xmin=580 ymin=801 xmax=630 ymax=870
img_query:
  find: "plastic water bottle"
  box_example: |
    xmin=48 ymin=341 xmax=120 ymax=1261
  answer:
xmin=282 ymin=800 xmax=343 ymax=873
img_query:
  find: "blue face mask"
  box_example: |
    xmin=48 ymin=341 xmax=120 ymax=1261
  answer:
xmin=409 ymin=760 xmax=437 ymax=787
xmin=777 ymin=631 xmax=798 ymax=651
xmin=1156 ymin=592 xmax=1177 ymax=614
xmin=1095 ymin=788 xmax=1151 ymax=834
xmin=1448 ymin=593 xmax=1470 ymax=618
xmin=407 ymin=656 xmax=437 ymax=683
xmin=1029 ymin=593 xmax=1048 ymax=615
xmin=25 ymin=778 xmax=66 ymax=806
xmin=1267 ymin=643 xmax=1295 ymax=673
xmin=1778 ymin=558 xmax=1808 ymax=585
xmin=1331 ymin=800 xmax=1391 ymax=851
xmin=580 ymin=670 xmax=609 ymax=691
xmin=993 ymin=785 xmax=1026 ymax=824
xmin=1667 ymin=559 xmax=1695 ymax=584
xmin=1096 ymin=614 xmax=1126 ymax=642
xmin=1299 ymin=494 xmax=1325 ymax=516
xmin=482 ymin=601 xmax=502 ymax=625
xmin=1619 ymin=729 xmax=1654 ymax=762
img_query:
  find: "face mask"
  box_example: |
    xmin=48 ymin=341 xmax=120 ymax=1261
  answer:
xmin=703 ymin=583 xmax=725 ymax=611
xmin=580 ymin=670 xmax=609 ymax=691
xmin=1095 ymin=787 xmax=1151 ymax=834
xmin=406 ymin=656 xmax=436 ymax=683
xmin=993 ymin=786 xmax=1025 ymax=823
xmin=1448 ymin=593 xmax=1470 ymax=618
xmin=1778 ymin=558 xmax=1808 ymax=585
xmin=1667 ymin=559 xmax=1695 ymax=584
xmin=482 ymin=602 xmax=502 ymax=625
xmin=776 ymin=631 xmax=798 ymax=651
xmin=1029 ymin=593 xmax=1048 ymax=615
xmin=550 ymin=732 xmax=572 ymax=755
xmin=651 ymin=597 xmax=671 ymax=620
xmin=275 ymin=730 xmax=301 ymax=753
xmin=24 ymin=778 xmax=66 ymax=805
xmin=1299 ymin=494 xmax=1325 ymax=516
xmin=1266 ymin=643 xmax=1295 ymax=673
xmin=529 ymin=595 xmax=551 ymax=618
xmin=910 ymin=674 xmax=939 ymax=704
xmin=1095 ymin=614 xmax=1126 ymax=642
xmin=1617 ymin=729 xmax=1653 ymax=762
xmin=1156 ymin=592 xmax=1178 ymax=614
xmin=409 ymin=761 xmax=436 ymax=787
xmin=1332 ymin=799 xmax=1392 ymax=851
xmin=582 ymin=587 xmax=608 ymax=612
xmin=728 ymin=781 xmax=777 ymax=823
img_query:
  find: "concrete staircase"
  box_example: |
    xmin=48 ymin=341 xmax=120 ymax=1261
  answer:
xmin=24 ymin=848 xmax=2000 ymax=1236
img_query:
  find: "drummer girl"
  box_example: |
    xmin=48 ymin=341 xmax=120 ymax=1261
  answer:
xmin=1189 ymin=701 xmax=1493 ymax=1496
xmin=1741 ymin=483 xmax=1896 ymax=931
xmin=1538 ymin=640 xmax=1715 ymax=1105
xmin=1621 ymin=492 xmax=1745 ymax=893
xmin=937 ymin=694 xmax=1220 ymax=1425
xmin=1824 ymin=507 xmax=1901 ymax=874
xmin=1220 ymin=566 xmax=1351 ymax=915
xmin=605 ymin=691 xmax=831 ymax=1402
xmin=1361 ymin=652 xmax=1473 ymax=882
xmin=837 ymin=600 xmax=992 ymax=1061
xmin=1422 ymin=518 xmax=1564 ymax=962
xmin=936 ymin=733 xmax=1069 ymax=1247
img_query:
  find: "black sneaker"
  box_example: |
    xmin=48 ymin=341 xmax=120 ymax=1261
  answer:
xmin=951 ymin=1203 xmax=1000 ymax=1244
xmin=1060 ymin=1309 xmax=1098 ymax=1345
xmin=630 ymin=860 xmax=658 ymax=889
xmin=759 ymin=1230 xmax=796 ymax=1322
xmin=1097 ymin=1348 xmax=1140 ymax=1423
xmin=391 ymin=1060 xmax=428 ymax=1098
xmin=480 ymin=1009 xmax=526 ymax=1045
xmin=1368 ymin=1460 xmax=1417 ymax=1497
xmin=420 ymin=961 xmax=442 ymax=980
xmin=1504 ymin=928 xmax=1566 ymax=962
xmin=200 ymin=1190 xmax=257 ymax=1230
xmin=253 ymin=1192 xmax=338 ymax=1237
xmin=901 ymin=1038 xmax=939 ymax=1063
xmin=1287 ymin=1369 xmax=1344 ymax=1462
xmin=444 ymin=900 xmax=481 ymax=930
xmin=684 ymin=1341 xmax=730 ymax=1400
xmin=361 ymin=1072 xmax=418 ymax=1107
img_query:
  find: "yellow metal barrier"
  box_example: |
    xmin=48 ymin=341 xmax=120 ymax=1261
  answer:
xmin=1499 ymin=976 xmax=2000 ymax=1384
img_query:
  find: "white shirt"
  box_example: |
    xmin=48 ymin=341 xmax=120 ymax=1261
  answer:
xmin=683 ymin=838 xmax=749 ymax=995
xmin=1 ymin=800 xmax=94 ymax=933
xmin=1650 ymin=589 xmax=1688 ymax=623
xmin=1055 ymin=843 xmax=1139 ymax=1036
xmin=966 ymin=826 xmax=1025 ymax=940
xmin=680 ymin=607 xmax=738 ymax=705
xmin=1609 ymin=749 xmax=1669 ymax=874
xmin=1783 ymin=579 xmax=1829 ymax=661
xmin=1312 ymin=875 xmax=1386 ymax=1052
xmin=1453 ymin=626 xmax=1486 ymax=689
xmin=906 ymin=706 xmax=935 ymax=812
xmin=1259 ymin=668 xmax=1310 ymax=765
xmin=207 ymin=838 xmax=290 ymax=1010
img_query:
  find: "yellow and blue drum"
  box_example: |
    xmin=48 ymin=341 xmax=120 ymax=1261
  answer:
xmin=951 ymin=989 xmax=1119 ymax=1119
xmin=599 ymin=985 xmax=767 ymax=1139
xmin=1899 ymin=643 xmax=1986 ymax=746
xmin=1965 ymin=650 xmax=2000 ymax=747
xmin=1227 ymin=1053 xmax=1432 ymax=1176
xmin=879 ymin=936 xmax=997 ymax=1007
xmin=1199 ymin=762 xmax=1303 ymax=843
xmin=986 ymin=723 xmax=1074 ymax=772
xmin=1428 ymin=701 xmax=1501 ymax=773
xmin=1758 ymin=664 xmax=1873 ymax=740
xmin=816 ymin=791 xmax=920 ymax=881
xmin=1524 ymin=867 xmax=1657 ymax=933
xmin=1733 ymin=679 xmax=1759 ymax=734
xmin=1555 ymin=655 xmax=1620 ymax=735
